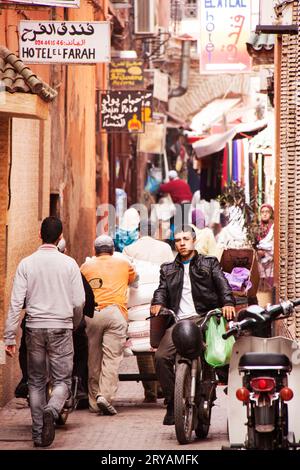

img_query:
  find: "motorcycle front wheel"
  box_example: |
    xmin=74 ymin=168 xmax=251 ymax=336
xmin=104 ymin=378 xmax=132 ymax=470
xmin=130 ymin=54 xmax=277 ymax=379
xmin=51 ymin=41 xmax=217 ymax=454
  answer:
xmin=174 ymin=362 xmax=194 ymax=444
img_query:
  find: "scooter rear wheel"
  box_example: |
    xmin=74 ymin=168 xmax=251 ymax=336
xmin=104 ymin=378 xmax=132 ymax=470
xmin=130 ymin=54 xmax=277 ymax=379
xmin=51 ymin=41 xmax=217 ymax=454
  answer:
xmin=174 ymin=362 xmax=194 ymax=444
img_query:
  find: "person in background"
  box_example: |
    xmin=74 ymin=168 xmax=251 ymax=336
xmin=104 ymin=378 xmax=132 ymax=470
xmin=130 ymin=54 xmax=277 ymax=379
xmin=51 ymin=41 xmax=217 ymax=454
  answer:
xmin=150 ymin=225 xmax=235 ymax=426
xmin=4 ymin=217 xmax=85 ymax=447
xmin=190 ymin=209 xmax=217 ymax=257
xmin=256 ymin=204 xmax=274 ymax=290
xmin=159 ymin=170 xmax=192 ymax=226
xmin=123 ymin=220 xmax=174 ymax=264
xmin=81 ymin=235 xmax=136 ymax=416
xmin=123 ymin=220 xmax=174 ymax=403
xmin=114 ymin=208 xmax=140 ymax=252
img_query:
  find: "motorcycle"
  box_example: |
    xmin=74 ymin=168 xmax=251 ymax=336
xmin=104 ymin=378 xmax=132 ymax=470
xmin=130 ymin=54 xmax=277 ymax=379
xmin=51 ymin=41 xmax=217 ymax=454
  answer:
xmin=223 ymin=299 xmax=300 ymax=450
xmin=157 ymin=308 xmax=221 ymax=444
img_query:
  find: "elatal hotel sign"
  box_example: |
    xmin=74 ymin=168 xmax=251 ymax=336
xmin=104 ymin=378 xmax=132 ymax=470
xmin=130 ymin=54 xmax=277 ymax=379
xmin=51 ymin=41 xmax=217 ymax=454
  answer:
xmin=199 ymin=0 xmax=251 ymax=73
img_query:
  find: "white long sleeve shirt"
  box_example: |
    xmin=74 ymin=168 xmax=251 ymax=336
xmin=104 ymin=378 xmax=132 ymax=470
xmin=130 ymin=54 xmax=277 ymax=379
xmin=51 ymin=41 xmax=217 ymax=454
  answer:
xmin=4 ymin=244 xmax=85 ymax=345
xmin=177 ymin=262 xmax=198 ymax=320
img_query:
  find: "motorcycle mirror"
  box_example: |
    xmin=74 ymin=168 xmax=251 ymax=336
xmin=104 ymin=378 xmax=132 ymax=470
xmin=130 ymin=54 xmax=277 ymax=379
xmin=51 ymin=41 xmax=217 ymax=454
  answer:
xmin=246 ymin=305 xmax=265 ymax=315
xmin=237 ymin=304 xmax=266 ymax=322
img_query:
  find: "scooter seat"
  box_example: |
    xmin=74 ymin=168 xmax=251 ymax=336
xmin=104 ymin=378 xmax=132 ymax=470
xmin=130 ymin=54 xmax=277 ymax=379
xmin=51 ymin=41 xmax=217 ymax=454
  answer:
xmin=239 ymin=352 xmax=291 ymax=370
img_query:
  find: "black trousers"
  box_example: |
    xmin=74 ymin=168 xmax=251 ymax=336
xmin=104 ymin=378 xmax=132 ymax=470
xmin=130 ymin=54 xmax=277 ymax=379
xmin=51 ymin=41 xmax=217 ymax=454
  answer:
xmin=155 ymin=317 xmax=228 ymax=403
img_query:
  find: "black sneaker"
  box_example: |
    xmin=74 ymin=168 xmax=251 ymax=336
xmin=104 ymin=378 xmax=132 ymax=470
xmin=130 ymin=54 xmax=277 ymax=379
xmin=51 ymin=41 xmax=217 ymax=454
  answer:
xmin=33 ymin=439 xmax=43 ymax=448
xmin=163 ymin=402 xmax=175 ymax=425
xmin=41 ymin=409 xmax=55 ymax=447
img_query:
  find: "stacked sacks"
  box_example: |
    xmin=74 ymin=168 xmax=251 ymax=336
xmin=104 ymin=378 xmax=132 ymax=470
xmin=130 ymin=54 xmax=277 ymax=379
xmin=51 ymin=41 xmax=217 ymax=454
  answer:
xmin=126 ymin=260 xmax=160 ymax=353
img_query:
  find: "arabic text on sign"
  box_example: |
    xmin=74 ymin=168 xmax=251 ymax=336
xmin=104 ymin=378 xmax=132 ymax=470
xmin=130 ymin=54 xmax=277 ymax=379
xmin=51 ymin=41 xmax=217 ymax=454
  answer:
xmin=21 ymin=22 xmax=95 ymax=42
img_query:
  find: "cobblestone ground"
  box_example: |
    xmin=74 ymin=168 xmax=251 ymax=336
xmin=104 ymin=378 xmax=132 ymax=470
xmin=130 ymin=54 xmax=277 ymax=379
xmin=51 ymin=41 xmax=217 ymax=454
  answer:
xmin=0 ymin=357 xmax=229 ymax=450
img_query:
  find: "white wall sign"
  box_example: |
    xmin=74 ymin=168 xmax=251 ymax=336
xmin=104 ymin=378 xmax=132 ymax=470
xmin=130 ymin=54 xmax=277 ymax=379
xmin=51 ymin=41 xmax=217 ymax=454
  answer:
xmin=19 ymin=21 xmax=110 ymax=64
xmin=153 ymin=69 xmax=169 ymax=102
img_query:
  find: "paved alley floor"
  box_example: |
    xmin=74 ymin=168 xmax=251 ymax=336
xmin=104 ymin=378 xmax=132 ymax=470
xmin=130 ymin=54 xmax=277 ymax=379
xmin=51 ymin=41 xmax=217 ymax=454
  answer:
xmin=0 ymin=357 xmax=229 ymax=451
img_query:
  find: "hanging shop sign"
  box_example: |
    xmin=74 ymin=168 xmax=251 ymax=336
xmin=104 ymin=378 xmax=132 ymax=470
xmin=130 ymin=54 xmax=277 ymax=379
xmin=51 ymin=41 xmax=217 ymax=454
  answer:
xmin=19 ymin=21 xmax=110 ymax=64
xmin=109 ymin=59 xmax=144 ymax=90
xmin=137 ymin=112 xmax=167 ymax=154
xmin=199 ymin=0 xmax=251 ymax=74
xmin=98 ymin=91 xmax=153 ymax=133
xmin=1 ymin=0 xmax=79 ymax=8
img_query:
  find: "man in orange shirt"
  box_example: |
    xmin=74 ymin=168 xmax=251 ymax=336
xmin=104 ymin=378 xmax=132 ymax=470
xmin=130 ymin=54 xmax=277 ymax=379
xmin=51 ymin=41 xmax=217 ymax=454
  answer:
xmin=81 ymin=235 xmax=136 ymax=415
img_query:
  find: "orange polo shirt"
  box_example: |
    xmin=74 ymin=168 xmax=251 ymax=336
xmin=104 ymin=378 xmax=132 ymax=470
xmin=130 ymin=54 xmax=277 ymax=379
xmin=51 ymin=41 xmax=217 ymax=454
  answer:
xmin=80 ymin=254 xmax=136 ymax=319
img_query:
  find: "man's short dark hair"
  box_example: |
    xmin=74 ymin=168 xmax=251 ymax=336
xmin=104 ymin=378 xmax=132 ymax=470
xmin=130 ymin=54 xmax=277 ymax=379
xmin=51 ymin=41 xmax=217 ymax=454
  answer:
xmin=41 ymin=217 xmax=63 ymax=244
xmin=95 ymin=245 xmax=114 ymax=255
xmin=174 ymin=225 xmax=196 ymax=240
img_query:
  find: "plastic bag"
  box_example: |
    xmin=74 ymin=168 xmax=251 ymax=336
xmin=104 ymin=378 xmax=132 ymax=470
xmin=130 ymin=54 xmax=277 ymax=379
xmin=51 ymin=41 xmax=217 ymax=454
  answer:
xmin=204 ymin=316 xmax=235 ymax=367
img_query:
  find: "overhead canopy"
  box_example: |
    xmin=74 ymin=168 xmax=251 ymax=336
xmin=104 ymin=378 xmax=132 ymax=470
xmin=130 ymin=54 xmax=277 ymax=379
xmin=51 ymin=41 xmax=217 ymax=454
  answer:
xmin=192 ymin=119 xmax=268 ymax=158
xmin=190 ymin=98 xmax=241 ymax=133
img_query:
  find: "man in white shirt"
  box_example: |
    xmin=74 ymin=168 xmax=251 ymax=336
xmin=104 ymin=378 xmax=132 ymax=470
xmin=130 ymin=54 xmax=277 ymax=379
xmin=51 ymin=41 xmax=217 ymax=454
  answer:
xmin=4 ymin=217 xmax=85 ymax=447
xmin=151 ymin=225 xmax=235 ymax=425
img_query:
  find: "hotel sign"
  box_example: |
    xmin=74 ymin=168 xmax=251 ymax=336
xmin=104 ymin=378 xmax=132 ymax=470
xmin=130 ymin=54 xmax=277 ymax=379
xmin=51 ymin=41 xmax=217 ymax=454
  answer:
xmin=19 ymin=21 xmax=110 ymax=64
xmin=200 ymin=0 xmax=251 ymax=73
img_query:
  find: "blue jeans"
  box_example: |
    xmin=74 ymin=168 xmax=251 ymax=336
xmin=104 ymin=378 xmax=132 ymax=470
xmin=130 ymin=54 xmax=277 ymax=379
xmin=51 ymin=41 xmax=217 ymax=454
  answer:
xmin=25 ymin=328 xmax=73 ymax=440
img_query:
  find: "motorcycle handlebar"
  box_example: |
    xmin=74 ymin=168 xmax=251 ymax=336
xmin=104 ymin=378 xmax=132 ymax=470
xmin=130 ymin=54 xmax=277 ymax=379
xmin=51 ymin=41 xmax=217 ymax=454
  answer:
xmin=222 ymin=326 xmax=238 ymax=340
xmin=222 ymin=298 xmax=300 ymax=340
xmin=222 ymin=318 xmax=258 ymax=340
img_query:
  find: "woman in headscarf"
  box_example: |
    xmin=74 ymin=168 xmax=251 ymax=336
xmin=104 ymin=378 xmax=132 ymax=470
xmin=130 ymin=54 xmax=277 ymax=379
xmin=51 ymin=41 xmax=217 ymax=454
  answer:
xmin=114 ymin=208 xmax=140 ymax=252
xmin=190 ymin=208 xmax=217 ymax=257
xmin=256 ymin=204 xmax=274 ymax=289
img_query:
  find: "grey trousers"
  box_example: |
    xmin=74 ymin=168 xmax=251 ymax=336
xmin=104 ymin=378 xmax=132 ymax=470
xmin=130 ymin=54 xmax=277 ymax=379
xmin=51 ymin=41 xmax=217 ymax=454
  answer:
xmin=26 ymin=328 xmax=73 ymax=441
xmin=85 ymin=305 xmax=127 ymax=410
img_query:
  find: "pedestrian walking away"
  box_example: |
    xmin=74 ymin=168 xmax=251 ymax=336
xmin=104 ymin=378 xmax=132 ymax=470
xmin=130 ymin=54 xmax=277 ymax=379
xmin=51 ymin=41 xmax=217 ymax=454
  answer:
xmin=3 ymin=217 xmax=85 ymax=448
xmin=80 ymin=234 xmax=137 ymax=415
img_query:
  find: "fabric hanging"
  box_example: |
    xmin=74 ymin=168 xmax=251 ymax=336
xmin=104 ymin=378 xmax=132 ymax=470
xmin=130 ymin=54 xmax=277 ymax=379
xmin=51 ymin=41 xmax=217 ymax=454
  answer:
xmin=243 ymin=140 xmax=250 ymax=204
xmin=257 ymin=153 xmax=263 ymax=207
xmin=227 ymin=142 xmax=232 ymax=185
xmin=232 ymin=140 xmax=239 ymax=182
xmin=222 ymin=145 xmax=228 ymax=188
xmin=240 ymin=139 xmax=245 ymax=187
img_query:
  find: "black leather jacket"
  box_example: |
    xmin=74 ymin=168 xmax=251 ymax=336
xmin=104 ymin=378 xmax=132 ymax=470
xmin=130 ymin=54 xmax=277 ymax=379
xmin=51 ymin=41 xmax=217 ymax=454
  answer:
xmin=151 ymin=252 xmax=235 ymax=316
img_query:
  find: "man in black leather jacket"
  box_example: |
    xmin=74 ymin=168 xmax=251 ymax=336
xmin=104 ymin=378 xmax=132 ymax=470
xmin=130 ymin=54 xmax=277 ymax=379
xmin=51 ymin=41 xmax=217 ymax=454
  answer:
xmin=150 ymin=225 xmax=235 ymax=425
